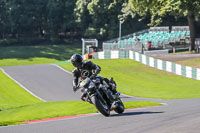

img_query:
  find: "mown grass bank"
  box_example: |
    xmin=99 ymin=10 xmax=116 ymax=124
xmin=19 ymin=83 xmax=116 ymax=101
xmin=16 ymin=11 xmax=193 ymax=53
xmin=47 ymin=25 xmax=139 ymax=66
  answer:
xmin=0 ymin=68 xmax=161 ymax=126
xmin=0 ymin=44 xmax=81 ymax=67
xmin=0 ymin=101 xmax=161 ymax=126
xmin=0 ymin=69 xmax=42 ymax=111
xmin=60 ymin=59 xmax=200 ymax=99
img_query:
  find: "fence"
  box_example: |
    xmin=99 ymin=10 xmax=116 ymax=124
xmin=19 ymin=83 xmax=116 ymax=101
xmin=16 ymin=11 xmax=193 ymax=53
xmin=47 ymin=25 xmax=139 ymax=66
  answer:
xmin=103 ymin=41 xmax=143 ymax=53
xmin=103 ymin=29 xmax=149 ymax=43
xmin=103 ymin=26 xmax=190 ymax=53
xmin=92 ymin=50 xmax=200 ymax=80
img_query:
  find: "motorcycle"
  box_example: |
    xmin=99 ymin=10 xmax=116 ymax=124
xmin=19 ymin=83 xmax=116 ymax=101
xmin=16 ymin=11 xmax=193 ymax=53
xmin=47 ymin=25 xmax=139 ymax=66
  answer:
xmin=79 ymin=76 xmax=124 ymax=116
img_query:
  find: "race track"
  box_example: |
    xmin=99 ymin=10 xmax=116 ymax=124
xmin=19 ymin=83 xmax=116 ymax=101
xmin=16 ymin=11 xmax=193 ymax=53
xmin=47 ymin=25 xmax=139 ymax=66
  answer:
xmin=1 ymin=64 xmax=81 ymax=101
xmin=1 ymin=64 xmax=200 ymax=133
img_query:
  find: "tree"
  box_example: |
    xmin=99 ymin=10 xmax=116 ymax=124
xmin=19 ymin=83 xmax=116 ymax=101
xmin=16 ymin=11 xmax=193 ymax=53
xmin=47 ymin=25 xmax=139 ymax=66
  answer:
xmin=6 ymin=0 xmax=48 ymax=38
xmin=74 ymin=0 xmax=93 ymax=37
xmin=63 ymin=1 xmax=77 ymax=33
xmin=75 ymin=0 xmax=126 ymax=39
xmin=126 ymin=0 xmax=200 ymax=50
xmin=46 ymin=0 xmax=65 ymax=41
xmin=74 ymin=0 xmax=151 ymax=40
xmin=0 ymin=0 xmax=9 ymax=38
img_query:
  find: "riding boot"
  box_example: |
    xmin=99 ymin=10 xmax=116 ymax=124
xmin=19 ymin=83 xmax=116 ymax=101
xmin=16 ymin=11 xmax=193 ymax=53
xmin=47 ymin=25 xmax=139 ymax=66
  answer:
xmin=81 ymin=93 xmax=86 ymax=101
xmin=80 ymin=88 xmax=87 ymax=101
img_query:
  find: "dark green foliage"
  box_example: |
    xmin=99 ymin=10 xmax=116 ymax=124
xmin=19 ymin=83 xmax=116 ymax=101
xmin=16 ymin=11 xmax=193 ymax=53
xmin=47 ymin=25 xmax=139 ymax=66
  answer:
xmin=127 ymin=0 xmax=200 ymax=50
xmin=0 ymin=0 xmax=197 ymax=45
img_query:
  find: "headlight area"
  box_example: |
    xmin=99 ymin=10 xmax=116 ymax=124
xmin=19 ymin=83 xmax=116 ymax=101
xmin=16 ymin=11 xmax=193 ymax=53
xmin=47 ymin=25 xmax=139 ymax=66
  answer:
xmin=88 ymin=82 xmax=95 ymax=89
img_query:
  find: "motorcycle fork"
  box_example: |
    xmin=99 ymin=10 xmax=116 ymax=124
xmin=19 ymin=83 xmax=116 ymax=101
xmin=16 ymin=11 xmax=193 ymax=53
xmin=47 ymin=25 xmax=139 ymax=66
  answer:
xmin=99 ymin=88 xmax=113 ymax=107
xmin=96 ymin=89 xmax=107 ymax=105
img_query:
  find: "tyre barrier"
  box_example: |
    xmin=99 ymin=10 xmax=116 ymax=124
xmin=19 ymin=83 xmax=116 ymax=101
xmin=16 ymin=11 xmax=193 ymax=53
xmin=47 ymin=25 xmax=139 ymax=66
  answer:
xmin=92 ymin=50 xmax=200 ymax=80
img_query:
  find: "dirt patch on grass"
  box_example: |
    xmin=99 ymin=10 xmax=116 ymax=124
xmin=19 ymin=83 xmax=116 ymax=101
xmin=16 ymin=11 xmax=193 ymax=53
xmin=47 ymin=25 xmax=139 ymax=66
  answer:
xmin=150 ymin=52 xmax=200 ymax=68
xmin=150 ymin=53 xmax=200 ymax=62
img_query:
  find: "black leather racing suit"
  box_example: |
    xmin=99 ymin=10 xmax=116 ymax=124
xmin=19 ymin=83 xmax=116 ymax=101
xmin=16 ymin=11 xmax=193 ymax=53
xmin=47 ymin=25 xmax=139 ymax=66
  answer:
xmin=72 ymin=61 xmax=117 ymax=94
xmin=72 ymin=61 xmax=100 ymax=90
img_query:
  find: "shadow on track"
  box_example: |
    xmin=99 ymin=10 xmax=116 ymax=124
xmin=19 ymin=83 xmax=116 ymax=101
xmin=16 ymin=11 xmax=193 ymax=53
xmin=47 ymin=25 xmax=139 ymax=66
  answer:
xmin=111 ymin=111 xmax=164 ymax=117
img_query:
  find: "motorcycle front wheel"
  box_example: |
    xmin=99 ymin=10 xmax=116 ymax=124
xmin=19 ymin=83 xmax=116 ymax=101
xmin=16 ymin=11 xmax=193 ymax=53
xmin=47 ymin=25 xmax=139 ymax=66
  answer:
xmin=91 ymin=95 xmax=110 ymax=117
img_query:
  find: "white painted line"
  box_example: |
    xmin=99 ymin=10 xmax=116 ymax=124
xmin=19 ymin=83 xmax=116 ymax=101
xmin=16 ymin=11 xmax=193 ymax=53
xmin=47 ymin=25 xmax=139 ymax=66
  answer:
xmin=120 ymin=93 xmax=135 ymax=98
xmin=160 ymin=103 xmax=168 ymax=106
xmin=51 ymin=64 xmax=72 ymax=75
xmin=0 ymin=67 xmax=46 ymax=102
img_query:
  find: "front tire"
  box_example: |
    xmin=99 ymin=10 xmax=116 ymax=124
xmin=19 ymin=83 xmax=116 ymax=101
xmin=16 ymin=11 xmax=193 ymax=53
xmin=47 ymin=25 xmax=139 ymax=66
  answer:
xmin=91 ymin=95 xmax=110 ymax=116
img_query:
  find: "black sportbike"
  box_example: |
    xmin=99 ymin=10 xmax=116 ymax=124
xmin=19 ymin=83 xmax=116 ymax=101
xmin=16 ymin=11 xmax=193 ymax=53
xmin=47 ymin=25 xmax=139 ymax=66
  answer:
xmin=79 ymin=76 xmax=124 ymax=116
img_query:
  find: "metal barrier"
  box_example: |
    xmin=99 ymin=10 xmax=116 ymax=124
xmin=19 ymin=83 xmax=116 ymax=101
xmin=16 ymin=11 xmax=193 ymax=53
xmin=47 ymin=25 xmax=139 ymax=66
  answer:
xmin=103 ymin=26 xmax=190 ymax=53
xmin=149 ymin=26 xmax=169 ymax=32
xmin=103 ymin=29 xmax=149 ymax=43
xmin=103 ymin=41 xmax=143 ymax=53
xmin=171 ymin=26 xmax=189 ymax=31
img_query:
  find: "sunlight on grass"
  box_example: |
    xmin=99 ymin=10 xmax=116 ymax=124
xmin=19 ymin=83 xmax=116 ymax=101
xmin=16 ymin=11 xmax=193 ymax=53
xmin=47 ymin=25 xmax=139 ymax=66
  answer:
xmin=0 ymin=101 xmax=161 ymax=126
xmin=0 ymin=69 xmax=42 ymax=111
xmin=60 ymin=59 xmax=200 ymax=99
xmin=0 ymin=45 xmax=81 ymax=67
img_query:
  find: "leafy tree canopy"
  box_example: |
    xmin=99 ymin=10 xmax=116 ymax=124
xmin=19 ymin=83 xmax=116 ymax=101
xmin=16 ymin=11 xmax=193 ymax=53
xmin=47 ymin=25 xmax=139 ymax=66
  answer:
xmin=126 ymin=0 xmax=200 ymax=50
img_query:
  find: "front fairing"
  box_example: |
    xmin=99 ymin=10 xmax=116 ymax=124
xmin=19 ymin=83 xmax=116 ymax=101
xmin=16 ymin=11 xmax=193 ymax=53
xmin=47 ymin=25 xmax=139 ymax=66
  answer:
xmin=80 ymin=78 xmax=91 ymax=88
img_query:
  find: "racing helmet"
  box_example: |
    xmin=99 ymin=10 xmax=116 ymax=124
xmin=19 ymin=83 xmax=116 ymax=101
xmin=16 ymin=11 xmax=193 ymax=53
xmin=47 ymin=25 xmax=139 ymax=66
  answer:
xmin=70 ymin=54 xmax=83 ymax=68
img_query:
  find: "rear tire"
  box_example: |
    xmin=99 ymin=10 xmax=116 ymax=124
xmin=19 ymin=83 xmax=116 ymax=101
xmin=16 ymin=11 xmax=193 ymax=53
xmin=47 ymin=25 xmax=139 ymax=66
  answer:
xmin=114 ymin=100 xmax=124 ymax=114
xmin=91 ymin=95 xmax=110 ymax=116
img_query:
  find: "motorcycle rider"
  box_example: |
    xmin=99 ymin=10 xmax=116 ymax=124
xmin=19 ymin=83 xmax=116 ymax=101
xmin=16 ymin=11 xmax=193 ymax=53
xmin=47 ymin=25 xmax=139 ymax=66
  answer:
xmin=70 ymin=53 xmax=120 ymax=101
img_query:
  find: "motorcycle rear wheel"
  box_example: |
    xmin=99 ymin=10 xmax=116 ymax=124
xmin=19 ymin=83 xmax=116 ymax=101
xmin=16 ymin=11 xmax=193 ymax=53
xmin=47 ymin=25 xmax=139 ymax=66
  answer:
xmin=114 ymin=100 xmax=124 ymax=114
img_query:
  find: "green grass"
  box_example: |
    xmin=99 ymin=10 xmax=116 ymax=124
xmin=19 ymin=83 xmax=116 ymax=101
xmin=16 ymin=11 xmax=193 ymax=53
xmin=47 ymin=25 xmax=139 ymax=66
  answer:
xmin=0 ymin=44 xmax=81 ymax=67
xmin=1 ymin=44 xmax=199 ymax=126
xmin=0 ymin=101 xmax=161 ymax=126
xmin=0 ymin=58 xmax=60 ymax=67
xmin=0 ymin=45 xmax=162 ymax=126
xmin=60 ymin=59 xmax=200 ymax=99
xmin=0 ymin=66 xmax=161 ymax=126
xmin=0 ymin=69 xmax=42 ymax=111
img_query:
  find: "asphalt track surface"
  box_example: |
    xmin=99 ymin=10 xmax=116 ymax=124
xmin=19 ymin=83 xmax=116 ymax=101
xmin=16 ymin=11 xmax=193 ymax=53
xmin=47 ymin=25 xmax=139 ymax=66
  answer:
xmin=1 ymin=64 xmax=81 ymax=101
xmin=1 ymin=64 xmax=200 ymax=133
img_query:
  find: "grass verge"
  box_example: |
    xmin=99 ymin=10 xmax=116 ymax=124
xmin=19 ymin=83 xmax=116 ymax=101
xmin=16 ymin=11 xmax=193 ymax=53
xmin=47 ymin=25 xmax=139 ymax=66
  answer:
xmin=0 ymin=44 xmax=81 ymax=67
xmin=0 ymin=101 xmax=162 ymax=126
xmin=60 ymin=59 xmax=200 ymax=99
xmin=0 ymin=67 xmax=161 ymax=126
xmin=0 ymin=69 xmax=42 ymax=111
